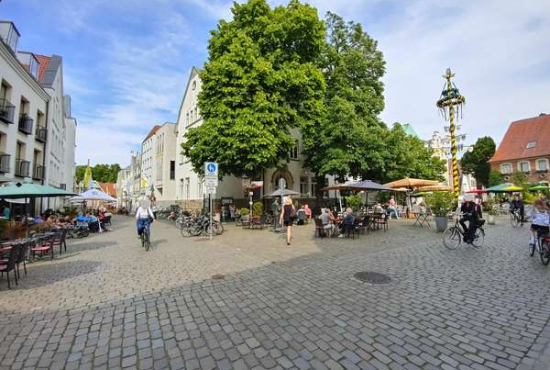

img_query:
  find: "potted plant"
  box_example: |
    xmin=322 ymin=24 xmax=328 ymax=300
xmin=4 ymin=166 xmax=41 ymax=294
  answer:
xmin=425 ymin=192 xmax=455 ymax=232
xmin=484 ymin=198 xmax=498 ymax=225
xmin=344 ymin=194 xmax=362 ymax=212
xmin=252 ymin=202 xmax=264 ymax=218
xmin=239 ymin=207 xmax=250 ymax=222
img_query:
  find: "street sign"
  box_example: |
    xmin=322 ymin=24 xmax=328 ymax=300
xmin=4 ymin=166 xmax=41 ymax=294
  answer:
xmin=205 ymin=162 xmax=218 ymax=179
xmin=205 ymin=178 xmax=218 ymax=187
xmin=206 ymin=186 xmax=217 ymax=195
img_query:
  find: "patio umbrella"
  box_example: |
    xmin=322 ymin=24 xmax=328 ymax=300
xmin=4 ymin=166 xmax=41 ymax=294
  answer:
xmin=502 ymin=185 xmax=523 ymax=192
xmin=384 ymin=178 xmax=439 ymax=189
xmin=75 ymin=189 xmax=117 ymax=202
xmin=466 ymin=189 xmax=486 ymax=194
xmin=264 ymin=188 xmax=301 ymax=197
xmin=321 ymin=180 xmax=393 ymax=192
xmin=0 ymin=182 xmax=75 ymax=199
xmin=529 ymin=185 xmax=549 ymax=191
xmin=416 ymin=185 xmax=452 ymax=192
xmin=485 ymin=183 xmax=513 ymax=192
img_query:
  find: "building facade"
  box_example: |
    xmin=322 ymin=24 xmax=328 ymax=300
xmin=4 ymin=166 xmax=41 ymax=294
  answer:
xmin=489 ymin=114 xmax=550 ymax=184
xmin=153 ymin=122 xmax=177 ymax=206
xmin=141 ymin=125 xmax=160 ymax=200
xmin=116 ymin=166 xmax=132 ymax=210
xmin=0 ymin=21 xmax=77 ymax=200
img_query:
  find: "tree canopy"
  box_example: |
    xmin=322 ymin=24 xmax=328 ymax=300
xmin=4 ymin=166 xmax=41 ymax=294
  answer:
xmin=461 ymin=136 xmax=496 ymax=188
xmin=75 ymin=164 xmax=121 ymax=184
xmin=182 ymin=0 xmax=325 ymax=178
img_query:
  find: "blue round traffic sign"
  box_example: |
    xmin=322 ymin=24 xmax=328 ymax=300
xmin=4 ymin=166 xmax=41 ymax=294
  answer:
xmin=207 ymin=163 xmax=217 ymax=173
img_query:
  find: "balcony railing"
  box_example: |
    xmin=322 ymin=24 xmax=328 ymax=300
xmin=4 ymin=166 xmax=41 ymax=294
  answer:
xmin=33 ymin=165 xmax=45 ymax=180
xmin=0 ymin=99 xmax=15 ymax=124
xmin=0 ymin=153 xmax=10 ymax=173
xmin=15 ymin=159 xmax=30 ymax=177
xmin=18 ymin=114 xmax=33 ymax=135
xmin=35 ymin=126 xmax=47 ymax=142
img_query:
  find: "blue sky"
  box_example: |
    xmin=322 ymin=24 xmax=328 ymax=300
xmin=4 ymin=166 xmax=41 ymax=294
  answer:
xmin=2 ymin=0 xmax=550 ymax=167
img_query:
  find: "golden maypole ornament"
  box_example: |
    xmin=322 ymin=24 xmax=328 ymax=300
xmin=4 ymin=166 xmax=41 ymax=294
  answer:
xmin=436 ymin=68 xmax=466 ymax=204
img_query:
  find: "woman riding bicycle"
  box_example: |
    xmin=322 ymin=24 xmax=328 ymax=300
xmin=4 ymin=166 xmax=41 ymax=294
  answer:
xmin=529 ymin=199 xmax=550 ymax=247
xmin=135 ymin=201 xmax=155 ymax=238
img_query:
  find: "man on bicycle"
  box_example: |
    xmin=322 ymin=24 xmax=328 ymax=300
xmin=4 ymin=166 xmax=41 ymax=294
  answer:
xmin=135 ymin=201 xmax=155 ymax=238
xmin=510 ymin=194 xmax=525 ymax=225
xmin=460 ymin=194 xmax=482 ymax=243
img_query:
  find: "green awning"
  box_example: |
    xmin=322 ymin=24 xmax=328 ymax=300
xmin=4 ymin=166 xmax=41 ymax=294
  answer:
xmin=0 ymin=183 xmax=75 ymax=199
xmin=485 ymin=183 xmax=513 ymax=192
xmin=530 ymin=185 xmax=549 ymax=191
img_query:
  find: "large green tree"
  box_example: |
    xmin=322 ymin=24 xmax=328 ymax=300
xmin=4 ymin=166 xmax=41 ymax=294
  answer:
xmin=182 ymin=0 xmax=325 ymax=178
xmin=461 ymin=136 xmax=496 ymax=188
xmin=302 ymin=12 xmax=386 ymax=182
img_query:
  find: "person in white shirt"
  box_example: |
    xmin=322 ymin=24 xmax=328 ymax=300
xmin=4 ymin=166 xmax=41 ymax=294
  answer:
xmin=529 ymin=198 xmax=550 ymax=246
xmin=135 ymin=201 xmax=155 ymax=237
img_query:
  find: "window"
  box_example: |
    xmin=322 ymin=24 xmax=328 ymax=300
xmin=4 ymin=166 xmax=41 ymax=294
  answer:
xmin=537 ymin=159 xmax=548 ymax=171
xmin=289 ymin=139 xmax=299 ymax=160
xmin=198 ymin=179 xmax=204 ymax=199
xmin=500 ymin=163 xmax=512 ymax=174
xmin=527 ymin=141 xmax=537 ymax=149
xmin=518 ymin=161 xmax=530 ymax=173
xmin=311 ymin=177 xmax=317 ymax=196
xmin=300 ymin=177 xmax=309 ymax=196
xmin=185 ymin=177 xmax=190 ymax=199
xmin=170 ymin=161 xmax=175 ymax=180
xmin=179 ymin=179 xmax=184 ymax=199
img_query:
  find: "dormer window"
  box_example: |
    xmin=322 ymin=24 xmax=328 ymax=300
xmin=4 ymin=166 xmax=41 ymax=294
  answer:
xmin=527 ymin=141 xmax=537 ymax=149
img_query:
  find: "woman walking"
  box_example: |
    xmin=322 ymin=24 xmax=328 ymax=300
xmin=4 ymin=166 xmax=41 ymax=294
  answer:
xmin=280 ymin=197 xmax=296 ymax=246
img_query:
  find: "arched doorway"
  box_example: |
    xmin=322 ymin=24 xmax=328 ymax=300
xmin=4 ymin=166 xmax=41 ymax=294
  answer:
xmin=271 ymin=169 xmax=294 ymax=190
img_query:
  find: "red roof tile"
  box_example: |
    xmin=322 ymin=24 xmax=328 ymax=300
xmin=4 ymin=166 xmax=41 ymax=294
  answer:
xmin=34 ymin=54 xmax=51 ymax=83
xmin=99 ymin=182 xmax=117 ymax=197
xmin=490 ymin=114 xmax=550 ymax=163
xmin=143 ymin=125 xmax=161 ymax=143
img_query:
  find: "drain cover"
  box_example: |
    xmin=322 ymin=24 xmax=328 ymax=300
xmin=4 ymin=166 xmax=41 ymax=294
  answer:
xmin=354 ymin=271 xmax=391 ymax=284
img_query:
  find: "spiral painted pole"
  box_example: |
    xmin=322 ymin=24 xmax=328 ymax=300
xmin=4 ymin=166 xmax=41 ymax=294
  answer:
xmin=437 ymin=69 xmax=465 ymax=206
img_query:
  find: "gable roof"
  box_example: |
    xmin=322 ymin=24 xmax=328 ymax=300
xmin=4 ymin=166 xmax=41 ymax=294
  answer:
xmin=489 ymin=114 xmax=550 ymax=163
xmin=143 ymin=125 xmax=161 ymax=143
xmin=176 ymin=67 xmax=203 ymax=127
xmin=35 ymin=54 xmax=51 ymax=82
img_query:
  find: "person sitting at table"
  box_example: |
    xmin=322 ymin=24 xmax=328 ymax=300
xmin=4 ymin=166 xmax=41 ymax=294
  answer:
xmin=373 ymin=202 xmax=384 ymax=214
xmin=319 ymin=208 xmax=336 ymax=236
xmin=304 ymin=204 xmax=312 ymax=220
xmin=338 ymin=208 xmax=356 ymax=238
xmin=387 ymin=196 xmax=399 ymax=219
xmin=87 ymin=212 xmax=100 ymax=232
xmin=296 ymin=206 xmax=307 ymax=225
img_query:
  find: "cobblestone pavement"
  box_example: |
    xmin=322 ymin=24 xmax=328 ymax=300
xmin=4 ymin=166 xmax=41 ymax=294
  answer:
xmin=1 ymin=215 xmax=550 ymax=370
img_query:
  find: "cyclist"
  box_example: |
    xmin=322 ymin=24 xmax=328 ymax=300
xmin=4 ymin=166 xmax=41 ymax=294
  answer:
xmin=529 ymin=199 xmax=550 ymax=247
xmin=460 ymin=194 xmax=482 ymax=243
xmin=135 ymin=201 xmax=155 ymax=239
xmin=510 ymin=194 xmax=525 ymax=225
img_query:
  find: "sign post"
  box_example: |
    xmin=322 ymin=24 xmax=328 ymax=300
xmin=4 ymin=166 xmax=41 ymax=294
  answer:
xmin=204 ymin=162 xmax=218 ymax=241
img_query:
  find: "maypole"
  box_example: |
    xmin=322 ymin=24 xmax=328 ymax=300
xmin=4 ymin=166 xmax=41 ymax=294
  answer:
xmin=437 ymin=68 xmax=465 ymax=205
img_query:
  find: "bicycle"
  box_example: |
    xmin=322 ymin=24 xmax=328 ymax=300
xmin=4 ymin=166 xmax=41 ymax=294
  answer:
xmin=184 ymin=215 xmax=224 ymax=237
xmin=529 ymin=229 xmax=550 ymax=265
xmin=442 ymin=213 xmax=485 ymax=250
xmin=510 ymin=209 xmax=524 ymax=228
xmin=141 ymin=222 xmax=151 ymax=251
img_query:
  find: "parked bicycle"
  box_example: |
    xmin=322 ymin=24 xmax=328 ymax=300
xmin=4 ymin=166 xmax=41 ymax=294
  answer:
xmin=442 ymin=213 xmax=485 ymax=249
xmin=180 ymin=215 xmax=224 ymax=237
xmin=529 ymin=230 xmax=550 ymax=265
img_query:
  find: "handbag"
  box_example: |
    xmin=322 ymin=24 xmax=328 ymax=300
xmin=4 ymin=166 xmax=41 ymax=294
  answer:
xmin=290 ymin=207 xmax=297 ymax=221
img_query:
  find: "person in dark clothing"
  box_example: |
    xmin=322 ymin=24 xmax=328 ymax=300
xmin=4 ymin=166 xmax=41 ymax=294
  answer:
xmin=510 ymin=194 xmax=525 ymax=224
xmin=460 ymin=194 xmax=482 ymax=243
xmin=279 ymin=198 xmax=296 ymax=246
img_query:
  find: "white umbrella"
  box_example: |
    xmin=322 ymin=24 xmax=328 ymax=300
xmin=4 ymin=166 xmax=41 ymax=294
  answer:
xmin=74 ymin=189 xmax=116 ymax=202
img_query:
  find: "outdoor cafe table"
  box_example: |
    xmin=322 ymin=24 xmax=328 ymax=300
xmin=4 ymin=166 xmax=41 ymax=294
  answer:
xmin=412 ymin=212 xmax=430 ymax=228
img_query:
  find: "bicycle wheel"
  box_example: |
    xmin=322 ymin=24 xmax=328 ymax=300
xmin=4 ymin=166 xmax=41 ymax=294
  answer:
xmin=529 ymin=241 xmax=536 ymax=257
xmin=443 ymin=227 xmax=461 ymax=250
xmin=141 ymin=234 xmax=145 ymax=248
xmin=471 ymin=228 xmax=485 ymax=248
xmin=212 ymin=222 xmax=224 ymax=235
xmin=510 ymin=214 xmax=519 ymax=228
xmin=145 ymin=231 xmax=151 ymax=251
xmin=540 ymin=239 xmax=550 ymax=265
xmin=189 ymin=224 xmax=202 ymax=237
xmin=180 ymin=224 xmax=191 ymax=237
xmin=175 ymin=218 xmax=184 ymax=229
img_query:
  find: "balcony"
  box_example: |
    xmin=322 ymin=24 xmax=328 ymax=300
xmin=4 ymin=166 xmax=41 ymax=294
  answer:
xmin=33 ymin=165 xmax=45 ymax=180
xmin=0 ymin=99 xmax=15 ymax=124
xmin=0 ymin=153 xmax=10 ymax=173
xmin=18 ymin=114 xmax=33 ymax=135
xmin=35 ymin=126 xmax=47 ymax=143
xmin=15 ymin=159 xmax=30 ymax=177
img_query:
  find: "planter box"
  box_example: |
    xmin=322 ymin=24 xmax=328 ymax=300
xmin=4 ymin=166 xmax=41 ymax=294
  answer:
xmin=434 ymin=216 xmax=448 ymax=232
xmin=488 ymin=215 xmax=496 ymax=225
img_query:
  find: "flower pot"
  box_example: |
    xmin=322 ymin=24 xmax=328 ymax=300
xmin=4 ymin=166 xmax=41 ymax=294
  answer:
xmin=434 ymin=216 xmax=448 ymax=232
xmin=488 ymin=215 xmax=496 ymax=225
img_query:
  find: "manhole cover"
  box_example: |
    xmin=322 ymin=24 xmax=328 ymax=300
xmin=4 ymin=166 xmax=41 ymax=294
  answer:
xmin=354 ymin=271 xmax=391 ymax=284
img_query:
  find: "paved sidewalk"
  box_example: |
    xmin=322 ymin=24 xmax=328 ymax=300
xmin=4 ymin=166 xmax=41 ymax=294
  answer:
xmin=1 ymin=216 xmax=550 ymax=370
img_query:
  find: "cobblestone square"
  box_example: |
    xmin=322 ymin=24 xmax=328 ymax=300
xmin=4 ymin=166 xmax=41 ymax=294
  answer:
xmin=1 ymin=216 xmax=550 ymax=370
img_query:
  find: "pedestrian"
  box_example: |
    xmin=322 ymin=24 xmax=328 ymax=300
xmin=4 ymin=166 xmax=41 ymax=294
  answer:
xmin=272 ymin=199 xmax=281 ymax=228
xmin=279 ymin=197 xmax=296 ymax=246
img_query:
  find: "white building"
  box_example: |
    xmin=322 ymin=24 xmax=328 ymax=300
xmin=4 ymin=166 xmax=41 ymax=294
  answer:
xmin=0 ymin=22 xmax=49 ymax=191
xmin=0 ymin=21 xmax=77 ymax=202
xmin=116 ymin=165 xmax=132 ymax=210
xmin=153 ymin=122 xmax=177 ymax=206
xmin=131 ymin=151 xmax=142 ymax=210
xmin=174 ymin=67 xmax=333 ymax=212
xmin=141 ymin=125 xmax=160 ymax=199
